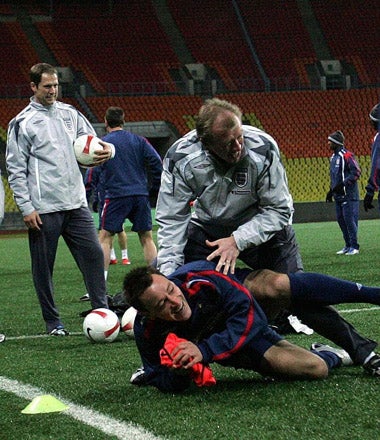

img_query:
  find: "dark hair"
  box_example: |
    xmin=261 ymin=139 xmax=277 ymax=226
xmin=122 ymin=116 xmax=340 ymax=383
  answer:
xmin=195 ymin=98 xmax=242 ymax=146
xmin=30 ymin=63 xmax=57 ymax=86
xmin=105 ymin=106 xmax=125 ymax=128
xmin=123 ymin=265 xmax=161 ymax=312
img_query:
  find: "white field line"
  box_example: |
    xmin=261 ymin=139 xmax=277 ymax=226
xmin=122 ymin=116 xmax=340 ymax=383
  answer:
xmin=0 ymin=376 xmax=164 ymax=440
xmin=6 ymin=332 xmax=83 ymax=340
xmin=4 ymin=306 xmax=380 ymax=341
xmin=339 ymin=306 xmax=380 ymax=313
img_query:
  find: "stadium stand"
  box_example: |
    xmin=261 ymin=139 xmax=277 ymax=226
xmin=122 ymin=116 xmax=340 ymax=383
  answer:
xmin=0 ymin=0 xmax=380 ymax=226
xmin=237 ymin=0 xmax=317 ymax=89
xmin=311 ymin=0 xmax=380 ymax=85
xmin=35 ymin=1 xmax=181 ymax=94
xmin=167 ymin=0 xmax=265 ymax=91
xmin=0 ymin=21 xmax=39 ymax=96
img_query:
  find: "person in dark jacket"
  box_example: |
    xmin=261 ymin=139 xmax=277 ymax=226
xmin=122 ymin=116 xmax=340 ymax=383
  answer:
xmin=98 ymin=106 xmax=162 ymax=282
xmin=124 ymin=261 xmax=356 ymax=393
xmin=363 ymin=103 xmax=380 ymax=213
xmin=326 ymin=130 xmax=361 ymax=255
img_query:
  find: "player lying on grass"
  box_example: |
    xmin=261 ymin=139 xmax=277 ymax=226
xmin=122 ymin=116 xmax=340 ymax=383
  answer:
xmin=123 ymin=261 xmax=379 ymax=393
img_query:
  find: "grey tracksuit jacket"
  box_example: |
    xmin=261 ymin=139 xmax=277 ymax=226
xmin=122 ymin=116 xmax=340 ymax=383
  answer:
xmin=156 ymin=125 xmax=294 ymax=275
xmin=6 ymin=97 xmax=96 ymax=216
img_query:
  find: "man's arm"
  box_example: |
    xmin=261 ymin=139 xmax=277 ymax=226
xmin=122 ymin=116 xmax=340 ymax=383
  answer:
xmin=156 ymin=160 xmax=194 ymax=275
xmin=364 ymin=134 xmax=380 ymax=211
xmin=143 ymin=139 xmax=163 ymax=192
xmin=343 ymin=151 xmax=361 ymax=186
xmin=6 ymin=119 xmax=35 ymax=217
xmin=187 ymin=270 xmax=269 ymax=364
xmin=366 ymin=133 xmax=380 ymax=196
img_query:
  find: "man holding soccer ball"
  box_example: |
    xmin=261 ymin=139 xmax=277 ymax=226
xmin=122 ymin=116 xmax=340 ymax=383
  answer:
xmin=6 ymin=63 xmax=114 ymax=336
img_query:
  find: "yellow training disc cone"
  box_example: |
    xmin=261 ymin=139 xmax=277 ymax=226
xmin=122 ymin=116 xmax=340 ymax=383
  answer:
xmin=21 ymin=395 xmax=69 ymax=414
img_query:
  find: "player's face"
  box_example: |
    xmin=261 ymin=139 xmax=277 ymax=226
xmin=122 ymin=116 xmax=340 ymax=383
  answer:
xmin=140 ymin=274 xmax=192 ymax=321
xmin=31 ymin=73 xmax=59 ymax=107
xmin=207 ymin=113 xmax=244 ymax=164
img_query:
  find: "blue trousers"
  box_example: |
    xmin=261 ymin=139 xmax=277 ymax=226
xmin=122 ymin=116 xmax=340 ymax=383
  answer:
xmin=335 ymin=199 xmax=359 ymax=249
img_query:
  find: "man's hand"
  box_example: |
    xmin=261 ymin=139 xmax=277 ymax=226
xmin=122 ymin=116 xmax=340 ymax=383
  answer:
xmin=92 ymin=141 xmax=114 ymax=165
xmin=23 ymin=211 xmax=42 ymax=231
xmin=325 ymin=190 xmax=333 ymax=203
xmin=364 ymin=193 xmax=374 ymax=212
xmin=332 ymin=182 xmax=344 ymax=195
xmin=170 ymin=340 xmax=203 ymax=369
xmin=206 ymin=236 xmax=240 ymax=274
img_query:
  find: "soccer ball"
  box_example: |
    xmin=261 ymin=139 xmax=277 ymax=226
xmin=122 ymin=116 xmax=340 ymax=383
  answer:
xmin=83 ymin=308 xmax=120 ymax=343
xmin=73 ymin=134 xmax=103 ymax=167
xmin=121 ymin=306 xmax=137 ymax=337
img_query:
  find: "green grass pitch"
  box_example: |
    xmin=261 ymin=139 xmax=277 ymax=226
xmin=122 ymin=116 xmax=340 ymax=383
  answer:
xmin=0 ymin=219 xmax=379 ymax=439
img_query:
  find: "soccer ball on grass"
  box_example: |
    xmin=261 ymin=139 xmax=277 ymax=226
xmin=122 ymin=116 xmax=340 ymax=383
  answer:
xmin=121 ymin=306 xmax=137 ymax=338
xmin=83 ymin=308 xmax=120 ymax=343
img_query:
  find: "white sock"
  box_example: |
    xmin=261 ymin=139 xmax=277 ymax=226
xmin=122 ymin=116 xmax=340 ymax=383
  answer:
xmin=122 ymin=249 xmax=129 ymax=259
xmin=110 ymin=249 xmax=116 ymax=260
xmin=104 ymin=271 xmax=108 ymax=281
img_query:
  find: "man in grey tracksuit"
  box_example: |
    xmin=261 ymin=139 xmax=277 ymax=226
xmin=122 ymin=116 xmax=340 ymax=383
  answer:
xmin=154 ymin=98 xmax=377 ymax=367
xmin=6 ymin=63 xmax=114 ymax=335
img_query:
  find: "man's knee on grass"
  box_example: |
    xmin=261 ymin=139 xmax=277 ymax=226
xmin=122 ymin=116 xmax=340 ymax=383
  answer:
xmin=261 ymin=340 xmax=329 ymax=380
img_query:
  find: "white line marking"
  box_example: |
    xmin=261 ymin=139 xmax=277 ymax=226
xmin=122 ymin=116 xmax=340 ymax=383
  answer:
xmin=4 ymin=307 xmax=379 ymax=341
xmin=6 ymin=332 xmax=83 ymax=340
xmin=0 ymin=376 xmax=163 ymax=440
xmin=339 ymin=306 xmax=380 ymax=314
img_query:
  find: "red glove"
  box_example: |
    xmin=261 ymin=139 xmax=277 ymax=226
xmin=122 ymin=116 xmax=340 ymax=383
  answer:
xmin=160 ymin=333 xmax=216 ymax=387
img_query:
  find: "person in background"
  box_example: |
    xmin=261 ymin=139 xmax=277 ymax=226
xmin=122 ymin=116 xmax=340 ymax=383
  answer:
xmin=6 ymin=63 xmax=114 ymax=335
xmin=85 ymin=166 xmax=130 ymax=265
xmin=0 ymin=169 xmax=5 ymax=342
xmin=98 ymin=106 xmax=162 ymax=282
xmin=80 ymin=166 xmax=131 ymax=302
xmin=363 ymin=104 xmax=380 ymax=213
xmin=325 ymin=130 xmax=361 ymax=255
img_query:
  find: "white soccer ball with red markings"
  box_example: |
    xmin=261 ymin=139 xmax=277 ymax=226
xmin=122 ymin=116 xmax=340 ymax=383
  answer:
xmin=73 ymin=134 xmax=103 ymax=167
xmin=83 ymin=308 xmax=120 ymax=343
xmin=121 ymin=306 xmax=137 ymax=338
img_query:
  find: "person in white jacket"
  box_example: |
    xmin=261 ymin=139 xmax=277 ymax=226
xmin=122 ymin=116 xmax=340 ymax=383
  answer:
xmin=6 ymin=63 xmax=114 ymax=335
